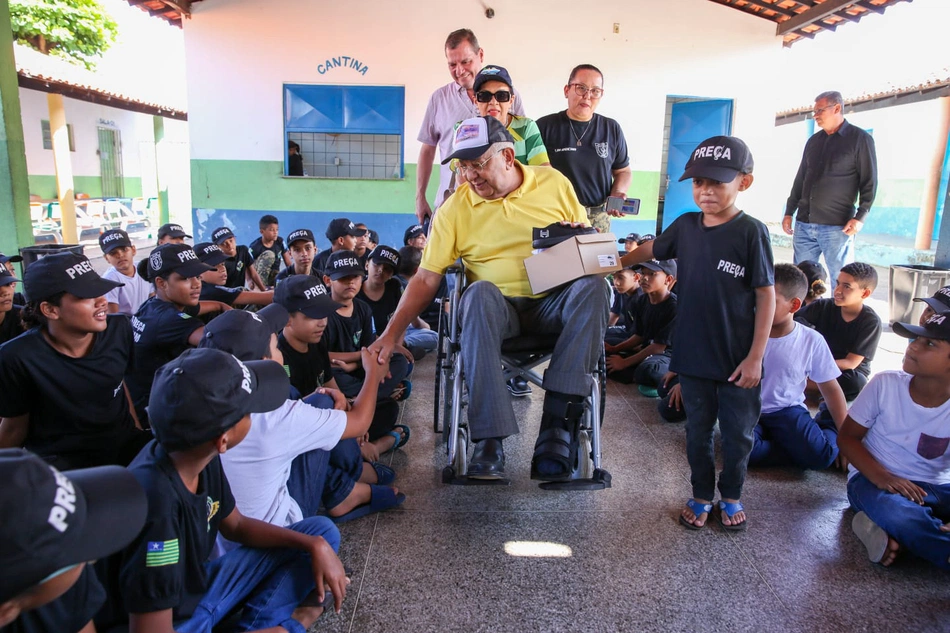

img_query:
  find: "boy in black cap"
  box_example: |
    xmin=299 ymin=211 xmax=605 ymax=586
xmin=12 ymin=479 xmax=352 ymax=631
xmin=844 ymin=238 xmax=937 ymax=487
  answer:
xmin=914 ymin=285 xmax=950 ymax=326
xmin=156 ymin=223 xmax=191 ymax=245
xmin=211 ymin=226 xmax=267 ymax=291
xmin=839 ymin=313 xmax=950 ymax=569
xmin=195 ymin=242 xmax=273 ymax=308
xmin=112 ymin=348 xmax=348 ymax=631
xmin=621 ymin=136 xmax=774 ymax=531
xmin=0 ymin=253 xmax=151 ymax=468
xmin=275 ymin=228 xmax=322 ymax=284
xmin=312 ymin=219 xmax=367 ymax=277
xmin=353 ymin=222 xmax=372 ymax=264
xmin=125 ymin=243 xmax=225 ymax=424
xmin=100 ymin=228 xmax=151 ymax=316
xmin=605 ymin=259 xmax=678 ymax=396
xmin=248 ymin=214 xmax=292 ymax=287
xmin=618 ymin=232 xmax=641 ymax=255
xmin=0 ymin=449 xmax=147 ymax=632
xmin=0 ymin=252 xmax=25 ymax=305
xmin=605 ymin=265 xmax=642 ymax=339
xmin=366 ymin=229 xmax=379 ymax=253
xmin=0 ymin=267 xmax=23 ymax=344
xmin=201 ymin=304 xmax=403 ymax=526
xmin=324 ymin=250 xmax=412 ymax=404
xmin=404 ymin=224 xmax=427 ymax=250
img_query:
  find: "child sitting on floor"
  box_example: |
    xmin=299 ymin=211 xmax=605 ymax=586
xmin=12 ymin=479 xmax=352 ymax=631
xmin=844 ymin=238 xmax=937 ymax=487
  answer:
xmin=748 ymin=264 xmax=849 ymax=470
xmin=914 ymin=285 xmax=950 ymax=325
xmin=604 ymin=265 xmax=642 ymax=345
xmin=248 ymin=214 xmax=291 ymax=287
xmin=211 ymin=226 xmax=267 ymax=290
xmin=838 ymin=313 xmax=950 ymax=569
xmin=196 ymin=242 xmax=273 ymax=308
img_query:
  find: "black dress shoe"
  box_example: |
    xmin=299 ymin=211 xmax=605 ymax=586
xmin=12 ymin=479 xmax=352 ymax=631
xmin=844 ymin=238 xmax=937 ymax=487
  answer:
xmin=467 ymin=438 xmax=506 ymax=479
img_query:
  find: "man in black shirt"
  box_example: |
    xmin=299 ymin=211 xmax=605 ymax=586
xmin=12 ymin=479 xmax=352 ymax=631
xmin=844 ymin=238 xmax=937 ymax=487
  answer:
xmin=783 ymin=90 xmax=877 ymax=285
xmin=0 ymin=449 xmax=146 ymax=633
xmin=536 ymin=63 xmax=632 ymax=233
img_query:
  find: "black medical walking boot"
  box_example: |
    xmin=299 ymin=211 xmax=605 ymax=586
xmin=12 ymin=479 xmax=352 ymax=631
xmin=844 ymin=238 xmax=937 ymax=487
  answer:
xmin=531 ymin=390 xmax=585 ymax=482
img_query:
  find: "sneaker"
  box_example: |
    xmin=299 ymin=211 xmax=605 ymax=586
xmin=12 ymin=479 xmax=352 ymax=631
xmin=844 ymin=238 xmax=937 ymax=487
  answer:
xmin=506 ymin=376 xmax=532 ymax=397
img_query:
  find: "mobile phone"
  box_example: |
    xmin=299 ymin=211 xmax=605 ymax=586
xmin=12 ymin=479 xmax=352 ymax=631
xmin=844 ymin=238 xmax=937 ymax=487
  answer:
xmin=622 ymin=198 xmax=640 ymax=216
xmin=605 ymin=196 xmax=624 ymax=213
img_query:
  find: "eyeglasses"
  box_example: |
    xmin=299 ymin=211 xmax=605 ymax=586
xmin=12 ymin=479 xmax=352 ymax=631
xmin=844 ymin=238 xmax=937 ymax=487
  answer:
xmin=475 ymin=90 xmax=512 ymax=103
xmin=569 ymin=83 xmax=604 ymax=99
xmin=810 ymin=104 xmax=837 ymax=118
xmin=453 ymin=148 xmax=503 ymax=175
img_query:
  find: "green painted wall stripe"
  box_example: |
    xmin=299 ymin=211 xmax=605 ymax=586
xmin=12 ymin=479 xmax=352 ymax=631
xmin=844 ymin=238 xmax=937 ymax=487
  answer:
xmin=191 ymin=158 xmax=661 ymax=219
xmin=28 ymin=175 xmax=143 ymax=200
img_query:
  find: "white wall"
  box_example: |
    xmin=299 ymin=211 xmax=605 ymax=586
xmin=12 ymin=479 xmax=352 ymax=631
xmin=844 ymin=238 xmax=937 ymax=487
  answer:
xmin=183 ymin=0 xmax=786 ymax=216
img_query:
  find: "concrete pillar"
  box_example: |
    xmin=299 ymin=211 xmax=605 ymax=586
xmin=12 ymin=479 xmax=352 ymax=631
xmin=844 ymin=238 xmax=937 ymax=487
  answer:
xmin=153 ymin=115 xmax=170 ymax=225
xmin=0 ymin=0 xmax=33 ymax=264
xmin=47 ymin=92 xmax=77 ymax=244
xmin=916 ymin=96 xmax=950 ymax=251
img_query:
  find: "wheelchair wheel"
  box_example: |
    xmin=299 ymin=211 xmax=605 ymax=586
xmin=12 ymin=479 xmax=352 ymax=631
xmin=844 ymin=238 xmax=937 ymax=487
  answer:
xmin=433 ymin=309 xmax=449 ymax=433
xmin=576 ymin=429 xmax=593 ymax=480
xmin=452 ymin=426 xmax=468 ymax=477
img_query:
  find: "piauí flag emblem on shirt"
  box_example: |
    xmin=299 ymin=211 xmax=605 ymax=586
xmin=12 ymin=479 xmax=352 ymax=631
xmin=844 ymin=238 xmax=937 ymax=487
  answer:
xmin=146 ymin=539 xmax=180 ymax=567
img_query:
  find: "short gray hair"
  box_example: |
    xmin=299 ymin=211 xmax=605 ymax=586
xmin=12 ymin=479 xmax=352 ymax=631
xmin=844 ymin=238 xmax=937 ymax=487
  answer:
xmin=815 ymin=91 xmax=843 ymax=106
xmin=489 ymin=141 xmax=514 ymax=155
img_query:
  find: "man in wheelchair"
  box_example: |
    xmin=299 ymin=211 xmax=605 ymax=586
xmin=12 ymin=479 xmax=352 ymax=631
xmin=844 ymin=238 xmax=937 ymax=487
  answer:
xmin=369 ymin=116 xmax=610 ymax=481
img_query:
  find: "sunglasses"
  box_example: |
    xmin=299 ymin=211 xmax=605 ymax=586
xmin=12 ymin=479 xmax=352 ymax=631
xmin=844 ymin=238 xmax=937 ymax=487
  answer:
xmin=475 ymin=90 xmax=512 ymax=103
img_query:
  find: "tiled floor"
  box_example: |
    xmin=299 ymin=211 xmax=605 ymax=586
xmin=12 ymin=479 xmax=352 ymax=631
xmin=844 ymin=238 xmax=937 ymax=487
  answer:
xmin=315 ymin=355 xmax=949 ymax=633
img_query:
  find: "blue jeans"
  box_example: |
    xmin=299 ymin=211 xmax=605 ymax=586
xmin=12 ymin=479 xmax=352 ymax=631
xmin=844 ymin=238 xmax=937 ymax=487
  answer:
xmin=405 ymin=325 xmax=438 ymax=352
xmin=792 ymin=221 xmax=854 ymax=286
xmin=177 ymin=517 xmax=341 ymax=633
xmin=848 ymin=473 xmax=950 ymax=570
xmin=749 ymin=405 xmax=838 ymax=470
xmin=678 ymin=374 xmax=762 ymax=501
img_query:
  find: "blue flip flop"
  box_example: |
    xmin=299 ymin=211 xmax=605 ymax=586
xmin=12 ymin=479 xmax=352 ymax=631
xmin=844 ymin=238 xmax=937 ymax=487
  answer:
xmin=717 ymin=500 xmax=748 ymax=532
xmin=371 ymin=461 xmax=396 ymax=486
xmin=329 ymin=485 xmax=406 ymax=524
xmin=678 ymin=498 xmax=713 ymax=530
xmin=385 ymin=424 xmax=410 ymax=452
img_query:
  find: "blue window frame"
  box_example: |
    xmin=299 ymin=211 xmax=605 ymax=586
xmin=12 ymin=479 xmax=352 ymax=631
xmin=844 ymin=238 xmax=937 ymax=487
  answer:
xmin=283 ymin=84 xmax=405 ymax=179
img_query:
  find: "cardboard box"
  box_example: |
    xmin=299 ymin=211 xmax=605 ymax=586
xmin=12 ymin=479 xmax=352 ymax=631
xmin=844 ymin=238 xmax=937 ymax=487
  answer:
xmin=524 ymin=232 xmax=622 ymax=294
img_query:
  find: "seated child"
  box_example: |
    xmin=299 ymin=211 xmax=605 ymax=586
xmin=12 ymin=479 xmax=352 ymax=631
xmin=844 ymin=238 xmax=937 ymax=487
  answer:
xmin=914 ymin=285 xmax=950 ymax=325
xmin=404 ymin=224 xmax=427 ymax=250
xmin=111 ymin=348 xmax=349 ymax=631
xmin=839 ymin=313 xmax=950 ymax=569
xmin=100 ymin=229 xmax=151 ymax=315
xmin=0 ymin=253 xmax=25 ymax=305
xmin=605 ymin=265 xmax=642 ymax=344
xmin=275 ymin=229 xmax=323 ymax=284
xmin=799 ymin=262 xmax=882 ymax=401
xmin=248 ymin=214 xmax=291 ymax=287
xmin=0 ymin=253 xmax=151 ymax=469
xmin=156 ymin=223 xmax=190 ymax=245
xmin=748 ymin=264 xmax=849 ymax=470
xmin=312 ymin=219 xmax=367 ymax=278
xmin=0 ymin=448 xmax=147 ymax=633
xmin=211 ymin=226 xmax=267 ymax=290
xmin=617 ymin=232 xmax=641 ymax=257
xmin=0 ymin=267 xmax=23 ymax=345
xmin=276 ymin=276 xmax=408 ymax=469
xmin=796 ymin=260 xmax=828 ymax=308
xmin=353 ymin=222 xmax=371 ymax=264
xmin=359 ymin=245 xmax=437 ymax=359
xmin=605 ymin=259 xmax=677 ymax=393
xmin=201 ymin=304 xmax=404 ymax=527
xmin=397 ymin=245 xmax=447 ymax=332
xmin=323 ymin=250 xmax=412 ymax=404
xmin=366 ymin=229 xmax=379 ymax=253
xmin=195 ymin=242 xmax=273 ymax=308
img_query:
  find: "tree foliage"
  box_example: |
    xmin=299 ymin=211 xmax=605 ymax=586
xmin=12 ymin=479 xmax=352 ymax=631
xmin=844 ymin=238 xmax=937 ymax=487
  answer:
xmin=10 ymin=0 xmax=118 ymax=69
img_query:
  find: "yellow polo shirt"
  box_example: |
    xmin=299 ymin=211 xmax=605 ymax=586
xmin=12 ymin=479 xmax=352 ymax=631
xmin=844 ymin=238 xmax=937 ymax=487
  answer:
xmin=420 ymin=164 xmax=586 ymax=298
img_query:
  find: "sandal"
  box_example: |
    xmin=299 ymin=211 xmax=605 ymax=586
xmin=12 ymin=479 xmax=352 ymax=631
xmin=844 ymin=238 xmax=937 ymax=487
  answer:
xmin=370 ymin=461 xmax=396 ymax=486
xmin=717 ymin=500 xmax=748 ymax=532
xmin=384 ymin=424 xmax=410 ymax=452
xmin=391 ymin=379 xmax=412 ymax=402
xmin=329 ymin=484 xmax=406 ymax=524
xmin=678 ymin=499 xmax=712 ymax=530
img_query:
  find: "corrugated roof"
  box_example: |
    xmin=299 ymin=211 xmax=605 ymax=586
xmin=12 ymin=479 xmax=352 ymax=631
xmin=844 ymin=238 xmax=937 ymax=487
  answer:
xmin=125 ymin=0 xmax=200 ymax=27
xmin=14 ymin=43 xmax=187 ymax=120
xmin=710 ymin=0 xmax=912 ymax=47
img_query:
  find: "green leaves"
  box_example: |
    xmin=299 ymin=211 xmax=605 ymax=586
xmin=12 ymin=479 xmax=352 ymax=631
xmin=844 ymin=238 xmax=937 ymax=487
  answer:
xmin=10 ymin=0 xmax=119 ymax=69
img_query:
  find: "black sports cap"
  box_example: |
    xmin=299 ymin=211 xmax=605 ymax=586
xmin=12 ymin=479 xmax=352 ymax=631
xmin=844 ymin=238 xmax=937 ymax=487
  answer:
xmin=368 ymin=245 xmax=400 ymax=270
xmin=99 ymin=229 xmax=132 ymax=255
xmin=367 ymin=229 xmax=379 ymax=244
xmin=287 ymin=228 xmax=316 ymax=246
xmin=0 ymin=269 xmax=21 ymax=286
xmin=618 ymin=233 xmax=641 ymax=244
xmin=194 ymin=242 xmax=229 ymax=267
xmin=200 ymin=303 xmax=289 ymax=362
xmin=639 ymin=259 xmax=678 ymax=277
xmin=0 ymin=252 xmax=23 ymax=265
xmin=24 ymin=252 xmax=122 ymax=302
xmin=0 ymin=449 xmax=147 ymax=603
xmin=211 ymin=227 xmax=235 ymax=245
xmin=147 ymin=348 xmax=289 ymax=451
xmin=157 ymin=223 xmax=192 ymax=240
xmin=531 ymin=222 xmax=598 ymax=250
xmin=274 ymin=275 xmax=342 ymax=319
xmin=913 ymin=285 xmax=950 ymax=314
xmin=326 ymin=219 xmax=366 ymax=242
xmin=147 ymin=243 xmax=214 ymax=280
xmin=404 ymin=224 xmax=425 ymax=245
xmin=893 ymin=312 xmax=950 ymax=342
xmin=679 ymin=135 xmax=754 ymax=183
xmin=443 ymin=115 xmax=514 ymax=164
xmin=325 ymin=250 xmax=364 ymax=280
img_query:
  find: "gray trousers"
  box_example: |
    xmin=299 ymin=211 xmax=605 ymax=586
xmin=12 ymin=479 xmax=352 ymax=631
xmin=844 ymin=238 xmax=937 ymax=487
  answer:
xmin=458 ymin=276 xmax=610 ymax=441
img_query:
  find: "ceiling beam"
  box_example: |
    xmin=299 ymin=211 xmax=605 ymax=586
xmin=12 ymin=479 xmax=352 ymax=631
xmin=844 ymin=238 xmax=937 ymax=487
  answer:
xmin=159 ymin=0 xmax=192 ymax=16
xmin=740 ymin=0 xmax=799 ymax=17
xmin=776 ymin=0 xmax=860 ymax=35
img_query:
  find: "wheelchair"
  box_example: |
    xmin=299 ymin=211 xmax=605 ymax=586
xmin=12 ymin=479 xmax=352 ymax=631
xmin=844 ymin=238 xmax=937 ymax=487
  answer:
xmin=432 ymin=265 xmax=611 ymax=490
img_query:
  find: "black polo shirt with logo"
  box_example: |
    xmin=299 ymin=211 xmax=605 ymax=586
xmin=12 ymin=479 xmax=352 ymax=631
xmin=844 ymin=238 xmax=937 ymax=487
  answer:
xmin=278 ymin=332 xmax=333 ymax=396
xmin=223 ymin=245 xmax=255 ymax=288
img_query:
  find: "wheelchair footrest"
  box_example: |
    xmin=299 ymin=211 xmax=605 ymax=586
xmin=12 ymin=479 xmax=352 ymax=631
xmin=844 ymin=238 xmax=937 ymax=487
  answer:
xmin=538 ymin=468 xmax=611 ymax=491
xmin=442 ymin=466 xmax=511 ymax=486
